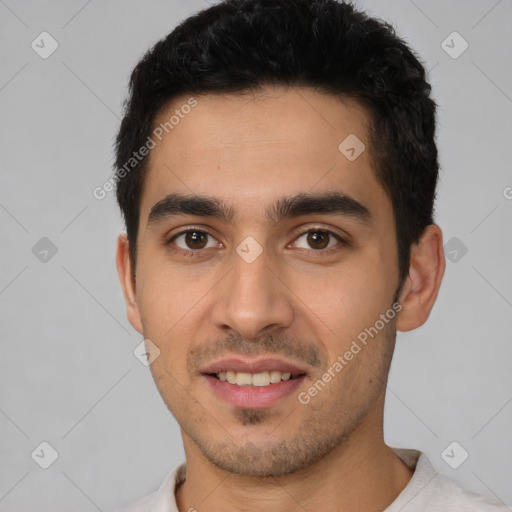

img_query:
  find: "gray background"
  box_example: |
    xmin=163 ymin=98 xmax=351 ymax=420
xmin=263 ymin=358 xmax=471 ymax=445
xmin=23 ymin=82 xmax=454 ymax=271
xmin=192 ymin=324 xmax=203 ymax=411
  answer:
xmin=1 ymin=0 xmax=511 ymax=510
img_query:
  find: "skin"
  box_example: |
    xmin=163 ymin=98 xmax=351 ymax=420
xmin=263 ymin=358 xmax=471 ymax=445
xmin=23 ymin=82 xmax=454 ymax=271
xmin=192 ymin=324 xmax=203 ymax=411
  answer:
xmin=116 ymin=86 xmax=445 ymax=512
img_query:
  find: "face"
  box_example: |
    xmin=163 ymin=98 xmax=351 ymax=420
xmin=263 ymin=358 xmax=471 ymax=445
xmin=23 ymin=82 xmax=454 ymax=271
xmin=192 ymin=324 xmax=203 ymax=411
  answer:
xmin=119 ymin=86 xmax=405 ymax=477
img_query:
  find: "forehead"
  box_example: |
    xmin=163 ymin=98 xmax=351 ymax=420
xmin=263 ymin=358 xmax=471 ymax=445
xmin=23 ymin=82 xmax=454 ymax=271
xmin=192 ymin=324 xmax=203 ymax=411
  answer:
xmin=139 ymin=86 xmax=390 ymax=225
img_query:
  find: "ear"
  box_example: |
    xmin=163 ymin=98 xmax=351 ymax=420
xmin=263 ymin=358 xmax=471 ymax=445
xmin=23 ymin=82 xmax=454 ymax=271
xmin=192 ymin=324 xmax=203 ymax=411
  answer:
xmin=116 ymin=233 xmax=143 ymax=334
xmin=396 ymin=224 xmax=445 ymax=332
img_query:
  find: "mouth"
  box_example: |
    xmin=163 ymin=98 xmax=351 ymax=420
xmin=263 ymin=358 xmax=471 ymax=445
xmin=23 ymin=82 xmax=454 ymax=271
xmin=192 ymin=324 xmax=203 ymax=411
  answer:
xmin=200 ymin=358 xmax=308 ymax=409
xmin=209 ymin=370 xmax=304 ymax=387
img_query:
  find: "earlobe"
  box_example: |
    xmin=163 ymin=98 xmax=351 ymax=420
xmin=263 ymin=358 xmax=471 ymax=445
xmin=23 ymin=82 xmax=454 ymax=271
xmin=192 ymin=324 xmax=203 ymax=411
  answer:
xmin=115 ymin=233 xmax=144 ymax=334
xmin=396 ymin=224 xmax=445 ymax=332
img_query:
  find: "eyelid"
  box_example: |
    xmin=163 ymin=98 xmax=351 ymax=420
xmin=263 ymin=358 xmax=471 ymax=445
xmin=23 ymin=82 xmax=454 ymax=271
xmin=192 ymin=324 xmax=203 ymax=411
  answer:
xmin=165 ymin=224 xmax=350 ymax=255
xmin=166 ymin=226 xmax=221 ymax=247
xmin=287 ymin=227 xmax=346 ymax=253
xmin=288 ymin=223 xmax=352 ymax=249
xmin=166 ymin=225 xmax=346 ymax=242
xmin=289 ymin=223 xmax=349 ymax=240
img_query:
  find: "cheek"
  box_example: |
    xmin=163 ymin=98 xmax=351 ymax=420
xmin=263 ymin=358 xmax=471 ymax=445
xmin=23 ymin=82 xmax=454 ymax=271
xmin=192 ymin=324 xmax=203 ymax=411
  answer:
xmin=135 ymin=270 xmax=203 ymax=385
xmin=290 ymin=260 xmax=395 ymax=334
xmin=136 ymin=254 xmax=213 ymax=335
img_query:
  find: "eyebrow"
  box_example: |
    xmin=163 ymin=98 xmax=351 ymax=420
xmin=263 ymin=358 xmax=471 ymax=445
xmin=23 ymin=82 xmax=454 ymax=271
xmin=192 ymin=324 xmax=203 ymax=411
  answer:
xmin=147 ymin=191 xmax=371 ymax=227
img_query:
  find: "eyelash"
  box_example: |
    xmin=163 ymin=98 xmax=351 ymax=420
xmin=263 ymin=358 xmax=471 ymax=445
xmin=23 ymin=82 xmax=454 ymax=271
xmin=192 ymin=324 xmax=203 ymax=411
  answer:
xmin=165 ymin=226 xmax=346 ymax=258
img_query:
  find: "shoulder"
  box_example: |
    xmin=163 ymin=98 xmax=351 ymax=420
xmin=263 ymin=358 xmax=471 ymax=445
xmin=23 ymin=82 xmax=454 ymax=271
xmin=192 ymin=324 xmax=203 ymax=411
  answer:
xmin=389 ymin=448 xmax=510 ymax=512
xmin=427 ymin=472 xmax=510 ymax=511
xmin=114 ymin=463 xmax=186 ymax=512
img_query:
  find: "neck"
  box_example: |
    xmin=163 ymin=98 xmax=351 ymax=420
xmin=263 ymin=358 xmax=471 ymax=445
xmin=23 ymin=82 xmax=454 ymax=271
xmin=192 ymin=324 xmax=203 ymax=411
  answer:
xmin=176 ymin=395 xmax=413 ymax=512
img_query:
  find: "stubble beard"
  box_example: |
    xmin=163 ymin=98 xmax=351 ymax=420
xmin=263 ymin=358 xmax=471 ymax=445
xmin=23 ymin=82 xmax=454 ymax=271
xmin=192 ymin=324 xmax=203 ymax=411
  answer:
xmin=179 ymin=328 xmax=395 ymax=478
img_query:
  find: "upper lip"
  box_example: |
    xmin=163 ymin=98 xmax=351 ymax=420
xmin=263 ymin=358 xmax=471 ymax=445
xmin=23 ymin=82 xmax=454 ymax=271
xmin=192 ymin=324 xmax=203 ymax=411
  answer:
xmin=201 ymin=357 xmax=308 ymax=376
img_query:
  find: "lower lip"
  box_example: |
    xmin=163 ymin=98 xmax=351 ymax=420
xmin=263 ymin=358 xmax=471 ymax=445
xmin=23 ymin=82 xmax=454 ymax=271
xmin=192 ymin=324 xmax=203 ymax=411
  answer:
xmin=204 ymin=374 xmax=306 ymax=409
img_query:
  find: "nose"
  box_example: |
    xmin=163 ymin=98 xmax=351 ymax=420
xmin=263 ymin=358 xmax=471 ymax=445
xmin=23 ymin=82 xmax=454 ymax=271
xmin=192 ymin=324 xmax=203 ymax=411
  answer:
xmin=210 ymin=247 xmax=294 ymax=340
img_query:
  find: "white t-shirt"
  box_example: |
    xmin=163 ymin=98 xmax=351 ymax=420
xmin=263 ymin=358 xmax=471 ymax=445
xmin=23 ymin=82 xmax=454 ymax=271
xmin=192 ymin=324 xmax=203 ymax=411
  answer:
xmin=117 ymin=448 xmax=510 ymax=511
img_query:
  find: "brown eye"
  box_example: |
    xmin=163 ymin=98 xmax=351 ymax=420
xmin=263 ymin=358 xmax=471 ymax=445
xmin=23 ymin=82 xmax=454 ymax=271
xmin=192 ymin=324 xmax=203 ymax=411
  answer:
xmin=293 ymin=229 xmax=342 ymax=252
xmin=306 ymin=231 xmax=330 ymax=249
xmin=184 ymin=231 xmax=208 ymax=249
xmin=170 ymin=230 xmax=218 ymax=252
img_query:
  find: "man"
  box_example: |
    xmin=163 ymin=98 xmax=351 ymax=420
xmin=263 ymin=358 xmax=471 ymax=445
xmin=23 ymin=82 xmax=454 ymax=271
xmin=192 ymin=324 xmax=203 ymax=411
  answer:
xmin=114 ymin=0 xmax=508 ymax=510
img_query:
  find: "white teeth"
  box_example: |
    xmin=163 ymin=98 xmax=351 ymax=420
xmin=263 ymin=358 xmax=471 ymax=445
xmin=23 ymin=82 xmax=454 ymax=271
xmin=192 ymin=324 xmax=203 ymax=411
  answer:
xmin=236 ymin=372 xmax=253 ymax=386
xmin=270 ymin=370 xmax=282 ymax=383
xmin=252 ymin=371 xmax=270 ymax=387
xmin=215 ymin=370 xmax=296 ymax=386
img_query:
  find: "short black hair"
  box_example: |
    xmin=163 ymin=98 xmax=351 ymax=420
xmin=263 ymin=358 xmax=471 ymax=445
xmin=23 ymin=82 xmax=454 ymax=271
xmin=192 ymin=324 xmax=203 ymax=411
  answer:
xmin=114 ymin=0 xmax=438 ymax=284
